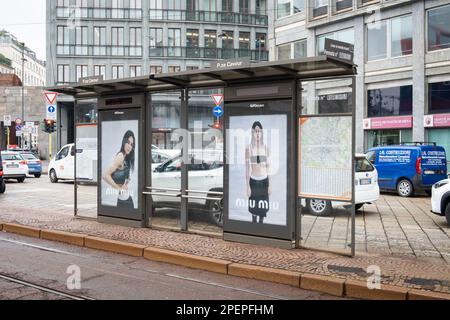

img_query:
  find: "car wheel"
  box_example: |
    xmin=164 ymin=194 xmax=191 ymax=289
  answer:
xmin=17 ymin=178 xmax=25 ymax=183
xmin=0 ymin=181 xmax=5 ymax=194
xmin=355 ymin=204 xmax=364 ymax=211
xmin=34 ymin=173 xmax=42 ymax=178
xmin=306 ymin=199 xmax=332 ymax=216
xmin=49 ymin=169 xmax=58 ymax=183
xmin=445 ymin=202 xmax=450 ymax=227
xmin=397 ymin=179 xmax=414 ymax=197
xmin=208 ymin=198 xmax=224 ymax=227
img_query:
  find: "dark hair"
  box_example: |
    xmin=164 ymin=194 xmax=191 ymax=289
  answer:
xmin=119 ymin=130 xmax=135 ymax=176
xmin=252 ymin=121 xmax=263 ymax=130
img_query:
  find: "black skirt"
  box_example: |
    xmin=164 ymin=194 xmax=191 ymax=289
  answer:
xmin=249 ymin=178 xmax=269 ymax=217
xmin=117 ymin=197 xmax=135 ymax=210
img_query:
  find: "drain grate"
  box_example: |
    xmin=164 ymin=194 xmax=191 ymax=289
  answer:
xmin=327 ymin=265 xmax=368 ymax=276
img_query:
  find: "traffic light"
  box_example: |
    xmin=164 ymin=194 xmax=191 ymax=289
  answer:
xmin=43 ymin=119 xmax=56 ymax=133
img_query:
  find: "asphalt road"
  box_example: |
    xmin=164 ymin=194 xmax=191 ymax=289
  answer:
xmin=0 ymin=232 xmax=342 ymax=301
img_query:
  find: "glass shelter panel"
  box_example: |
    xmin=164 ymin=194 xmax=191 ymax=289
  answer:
xmin=75 ymin=99 xmax=98 ymax=219
xmin=149 ymin=92 xmax=183 ymax=230
xmin=299 ymin=78 xmax=356 ymax=255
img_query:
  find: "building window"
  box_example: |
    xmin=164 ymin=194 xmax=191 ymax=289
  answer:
xmin=129 ymin=65 xmax=142 ymax=77
xmin=111 ymin=27 xmax=124 ymax=56
xmin=149 ymin=0 xmax=163 ymax=19
xmin=129 ymin=0 xmax=142 ymax=19
xmin=57 ymin=26 xmax=70 ymax=55
xmin=75 ymin=26 xmax=88 ymax=55
xmin=93 ymin=0 xmax=107 ymax=18
xmin=149 ymin=28 xmax=163 ymax=57
xmin=277 ymin=43 xmax=291 ymax=60
xmin=428 ymin=81 xmax=450 ymax=114
xmin=367 ymin=85 xmax=413 ymax=118
xmin=294 ymin=39 xmax=307 ymax=58
xmin=57 ymin=64 xmax=70 ymax=84
xmin=335 ymin=0 xmax=352 ymax=12
xmin=428 ymin=4 xmax=450 ymax=51
xmin=239 ymin=32 xmax=250 ymax=58
xmin=256 ymin=0 xmax=267 ymax=15
xmin=312 ymin=0 xmax=328 ymax=18
xmin=76 ymin=65 xmax=88 ymax=82
xmin=111 ymin=0 xmax=125 ymax=19
xmin=94 ymin=65 xmax=106 ymax=79
xmin=204 ymin=30 xmax=217 ymax=58
xmin=129 ymin=27 xmax=142 ymax=56
xmin=222 ymin=0 xmax=233 ymax=12
xmin=221 ymin=30 xmax=234 ymax=59
xmin=93 ymin=27 xmax=106 ymax=55
xmin=367 ymin=15 xmax=412 ymax=61
xmin=150 ymin=65 xmax=163 ymax=74
xmin=168 ymin=66 xmax=181 ymax=73
xmin=317 ymin=28 xmax=354 ymax=55
xmin=277 ymin=0 xmax=304 ymax=19
xmin=168 ymin=28 xmax=181 ymax=57
xmin=112 ymin=65 xmax=124 ymax=79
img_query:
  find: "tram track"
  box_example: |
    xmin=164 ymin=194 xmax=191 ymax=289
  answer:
xmin=0 ymin=272 xmax=95 ymax=300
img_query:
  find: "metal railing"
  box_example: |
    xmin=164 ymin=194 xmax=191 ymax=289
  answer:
xmin=148 ymin=9 xmax=268 ymax=26
xmin=56 ymin=7 xmax=143 ymax=19
xmin=56 ymin=45 xmax=143 ymax=57
xmin=149 ymin=46 xmax=269 ymax=61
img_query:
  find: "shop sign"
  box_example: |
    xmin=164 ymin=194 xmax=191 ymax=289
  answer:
xmin=424 ymin=114 xmax=450 ymax=128
xmin=363 ymin=116 xmax=413 ymax=130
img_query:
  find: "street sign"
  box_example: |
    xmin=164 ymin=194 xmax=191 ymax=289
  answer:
xmin=15 ymin=125 xmax=22 ymax=131
xmin=25 ymin=121 xmax=35 ymax=128
xmin=47 ymin=105 xmax=57 ymax=120
xmin=15 ymin=118 xmax=22 ymax=125
xmin=3 ymin=115 xmax=11 ymax=126
xmin=213 ymin=106 xmax=224 ymax=118
xmin=324 ymin=38 xmax=354 ymax=63
xmin=43 ymin=91 xmax=59 ymax=105
xmin=211 ymin=94 xmax=224 ymax=107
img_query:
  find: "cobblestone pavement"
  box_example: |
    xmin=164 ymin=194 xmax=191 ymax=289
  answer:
xmin=1 ymin=177 xmax=450 ymax=294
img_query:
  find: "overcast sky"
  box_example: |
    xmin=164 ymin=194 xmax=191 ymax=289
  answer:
xmin=0 ymin=0 xmax=46 ymax=61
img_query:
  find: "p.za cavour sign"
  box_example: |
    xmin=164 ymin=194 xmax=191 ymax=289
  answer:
xmin=324 ymin=39 xmax=354 ymax=64
xmin=79 ymin=75 xmax=104 ymax=84
xmin=216 ymin=58 xmax=251 ymax=69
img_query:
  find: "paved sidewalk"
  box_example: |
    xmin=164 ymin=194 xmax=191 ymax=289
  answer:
xmin=0 ymin=203 xmax=449 ymax=296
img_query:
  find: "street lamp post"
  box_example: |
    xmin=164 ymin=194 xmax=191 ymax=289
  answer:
xmin=21 ymin=42 xmax=25 ymax=149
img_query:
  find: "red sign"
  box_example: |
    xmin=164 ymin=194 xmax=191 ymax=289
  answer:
xmin=43 ymin=91 xmax=59 ymax=105
xmin=426 ymin=114 xmax=450 ymax=128
xmin=364 ymin=116 xmax=413 ymax=130
xmin=211 ymin=94 xmax=224 ymax=107
xmin=15 ymin=118 xmax=22 ymax=125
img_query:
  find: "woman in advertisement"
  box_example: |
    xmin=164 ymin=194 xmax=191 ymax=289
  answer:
xmin=103 ymin=130 xmax=136 ymax=209
xmin=245 ymin=121 xmax=271 ymax=223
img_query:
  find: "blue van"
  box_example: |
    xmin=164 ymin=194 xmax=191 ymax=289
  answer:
xmin=367 ymin=144 xmax=447 ymax=197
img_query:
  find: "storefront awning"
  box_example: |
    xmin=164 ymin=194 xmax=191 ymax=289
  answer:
xmin=46 ymin=56 xmax=356 ymax=97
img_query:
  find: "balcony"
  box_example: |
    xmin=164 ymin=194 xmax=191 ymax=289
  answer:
xmin=149 ymin=46 xmax=269 ymax=61
xmin=336 ymin=0 xmax=352 ymax=11
xmin=148 ymin=9 xmax=268 ymax=26
xmin=56 ymin=7 xmax=143 ymax=19
xmin=56 ymin=45 xmax=143 ymax=57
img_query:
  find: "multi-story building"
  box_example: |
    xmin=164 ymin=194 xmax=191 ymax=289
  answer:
xmin=0 ymin=30 xmax=46 ymax=87
xmin=270 ymin=0 xmax=450 ymax=162
xmin=46 ymin=0 xmax=269 ymax=148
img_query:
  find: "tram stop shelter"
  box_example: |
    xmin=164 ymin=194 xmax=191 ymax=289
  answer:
xmin=47 ymin=56 xmax=358 ymax=256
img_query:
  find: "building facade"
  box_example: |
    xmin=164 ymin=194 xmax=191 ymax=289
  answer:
xmin=0 ymin=63 xmax=14 ymax=75
xmin=270 ymin=0 xmax=450 ymax=162
xmin=0 ymin=31 xmax=46 ymax=87
xmin=46 ymin=0 xmax=269 ymax=148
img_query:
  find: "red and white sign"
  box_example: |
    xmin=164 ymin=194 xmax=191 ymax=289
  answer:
xmin=211 ymin=94 xmax=224 ymax=107
xmin=15 ymin=118 xmax=22 ymax=125
xmin=363 ymin=116 xmax=413 ymax=130
xmin=43 ymin=91 xmax=59 ymax=105
xmin=424 ymin=114 xmax=450 ymax=128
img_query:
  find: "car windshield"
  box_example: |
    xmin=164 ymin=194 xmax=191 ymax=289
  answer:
xmin=21 ymin=153 xmax=38 ymax=160
xmin=356 ymin=158 xmax=374 ymax=172
xmin=2 ymin=154 xmax=22 ymax=161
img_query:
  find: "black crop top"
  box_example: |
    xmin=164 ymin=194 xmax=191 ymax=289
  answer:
xmin=112 ymin=164 xmax=130 ymax=185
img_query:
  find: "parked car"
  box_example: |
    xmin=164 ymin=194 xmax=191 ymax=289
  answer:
xmin=367 ymin=144 xmax=447 ymax=197
xmin=152 ymin=150 xmax=224 ymax=226
xmin=0 ymin=151 xmax=28 ymax=183
xmin=48 ymin=144 xmax=75 ymax=183
xmin=0 ymin=152 xmax=5 ymax=194
xmin=18 ymin=151 xmax=42 ymax=178
xmin=305 ymin=154 xmax=380 ymax=216
xmin=431 ymin=178 xmax=450 ymax=226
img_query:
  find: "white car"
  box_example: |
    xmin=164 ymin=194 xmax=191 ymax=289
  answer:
xmin=49 ymin=143 xmax=173 ymax=183
xmin=304 ymin=154 xmax=380 ymax=216
xmin=431 ymin=178 xmax=450 ymax=226
xmin=152 ymin=150 xmax=224 ymax=226
xmin=1 ymin=151 xmax=28 ymax=183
